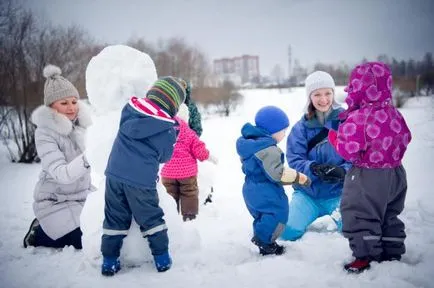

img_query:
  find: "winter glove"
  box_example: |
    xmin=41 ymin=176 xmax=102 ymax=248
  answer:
xmin=281 ymin=167 xmax=311 ymax=186
xmin=208 ymin=154 xmax=219 ymax=165
xmin=310 ymin=163 xmax=345 ymax=183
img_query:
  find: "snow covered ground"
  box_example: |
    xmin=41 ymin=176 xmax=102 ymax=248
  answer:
xmin=1 ymin=83 xmax=433 ymax=286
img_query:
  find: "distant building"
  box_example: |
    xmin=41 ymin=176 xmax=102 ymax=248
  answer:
xmin=213 ymin=55 xmax=260 ymax=85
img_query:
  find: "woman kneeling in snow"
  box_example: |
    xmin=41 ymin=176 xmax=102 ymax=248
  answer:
xmin=23 ymin=65 xmax=93 ymax=250
xmin=280 ymin=71 xmax=351 ymax=241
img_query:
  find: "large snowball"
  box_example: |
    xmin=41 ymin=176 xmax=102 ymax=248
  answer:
xmin=85 ymin=44 xmax=157 ymax=114
xmin=82 ymin=45 xmax=161 ymax=266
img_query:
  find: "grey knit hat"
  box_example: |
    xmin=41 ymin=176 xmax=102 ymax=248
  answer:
xmin=43 ymin=64 xmax=79 ymax=106
xmin=305 ymin=71 xmax=335 ymax=98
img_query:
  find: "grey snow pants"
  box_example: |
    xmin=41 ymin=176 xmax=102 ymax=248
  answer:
xmin=341 ymin=165 xmax=407 ymax=260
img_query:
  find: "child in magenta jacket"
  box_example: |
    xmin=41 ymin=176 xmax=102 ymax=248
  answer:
xmin=161 ymin=104 xmax=217 ymax=221
xmin=329 ymin=62 xmax=412 ymax=273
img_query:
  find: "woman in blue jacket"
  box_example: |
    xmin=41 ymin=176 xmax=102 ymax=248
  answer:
xmin=280 ymin=71 xmax=351 ymax=241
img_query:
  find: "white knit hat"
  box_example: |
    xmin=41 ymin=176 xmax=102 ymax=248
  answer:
xmin=305 ymin=71 xmax=335 ymax=98
xmin=43 ymin=64 xmax=79 ymax=106
xmin=176 ymin=103 xmax=190 ymax=123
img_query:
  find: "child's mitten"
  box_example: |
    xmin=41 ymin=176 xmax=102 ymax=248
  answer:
xmin=208 ymin=154 xmax=219 ymax=165
xmin=281 ymin=167 xmax=311 ymax=186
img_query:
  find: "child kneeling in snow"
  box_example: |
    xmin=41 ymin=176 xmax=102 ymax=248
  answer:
xmin=160 ymin=103 xmax=218 ymax=221
xmin=100 ymin=76 xmax=186 ymax=275
xmin=236 ymin=106 xmax=310 ymax=256
xmin=329 ymin=62 xmax=412 ymax=273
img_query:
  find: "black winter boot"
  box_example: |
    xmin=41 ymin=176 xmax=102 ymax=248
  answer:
xmin=380 ymin=253 xmax=401 ymax=262
xmin=23 ymin=218 xmax=40 ymax=248
xmin=251 ymin=236 xmax=285 ymax=256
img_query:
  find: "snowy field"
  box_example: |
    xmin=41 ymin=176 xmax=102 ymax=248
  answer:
xmin=0 ymin=88 xmax=433 ymax=288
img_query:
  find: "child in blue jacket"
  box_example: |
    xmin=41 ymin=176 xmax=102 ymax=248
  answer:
xmin=236 ymin=106 xmax=310 ymax=255
xmin=101 ymin=76 xmax=186 ymax=275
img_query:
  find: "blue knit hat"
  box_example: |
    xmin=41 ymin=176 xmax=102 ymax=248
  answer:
xmin=255 ymin=106 xmax=289 ymax=134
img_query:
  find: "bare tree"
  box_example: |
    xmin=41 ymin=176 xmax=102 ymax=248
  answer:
xmin=128 ymin=37 xmax=211 ymax=87
xmin=0 ymin=0 xmax=96 ymax=162
xmin=271 ymin=64 xmax=284 ymax=83
xmin=271 ymin=64 xmax=284 ymax=92
xmin=220 ymin=81 xmax=242 ymax=116
xmin=0 ymin=0 xmax=37 ymax=162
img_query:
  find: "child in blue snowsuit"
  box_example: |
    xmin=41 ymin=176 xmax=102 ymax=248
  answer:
xmin=280 ymin=71 xmax=351 ymax=241
xmin=236 ymin=106 xmax=310 ymax=255
xmin=100 ymin=76 xmax=186 ymax=275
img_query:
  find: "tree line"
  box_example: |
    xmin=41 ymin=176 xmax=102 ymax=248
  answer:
xmin=1 ymin=0 xmax=432 ymax=163
xmin=312 ymin=53 xmax=434 ymax=96
xmin=0 ymin=0 xmax=240 ymax=163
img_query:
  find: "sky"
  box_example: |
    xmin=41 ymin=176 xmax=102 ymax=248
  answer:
xmin=23 ymin=0 xmax=434 ymax=77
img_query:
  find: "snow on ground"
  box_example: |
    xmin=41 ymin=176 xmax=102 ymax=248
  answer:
xmin=0 ymin=89 xmax=433 ymax=288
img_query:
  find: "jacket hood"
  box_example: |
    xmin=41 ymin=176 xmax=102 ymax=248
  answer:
xmin=341 ymin=62 xmax=392 ymax=119
xmin=119 ymin=104 xmax=174 ymax=139
xmin=31 ymin=101 xmax=92 ymax=135
xmin=236 ymin=123 xmax=276 ymax=159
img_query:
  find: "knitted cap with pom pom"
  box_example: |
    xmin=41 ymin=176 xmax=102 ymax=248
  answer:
xmin=43 ymin=64 xmax=79 ymax=106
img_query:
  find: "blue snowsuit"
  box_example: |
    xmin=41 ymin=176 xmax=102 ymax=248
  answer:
xmin=101 ymin=103 xmax=177 ymax=258
xmin=236 ymin=123 xmax=289 ymax=244
xmin=280 ymin=108 xmax=351 ymax=241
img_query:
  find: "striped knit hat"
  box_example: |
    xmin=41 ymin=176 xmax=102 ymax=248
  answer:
xmin=146 ymin=76 xmax=187 ymax=117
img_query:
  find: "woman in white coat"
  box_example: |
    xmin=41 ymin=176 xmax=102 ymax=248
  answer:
xmin=23 ymin=65 xmax=93 ymax=249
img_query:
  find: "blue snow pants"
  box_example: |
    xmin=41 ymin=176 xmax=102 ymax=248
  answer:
xmin=101 ymin=177 xmax=169 ymax=258
xmin=280 ymin=190 xmax=342 ymax=241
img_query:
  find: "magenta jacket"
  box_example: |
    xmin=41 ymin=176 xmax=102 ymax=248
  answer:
xmin=161 ymin=117 xmax=210 ymax=179
xmin=332 ymin=62 xmax=412 ymax=168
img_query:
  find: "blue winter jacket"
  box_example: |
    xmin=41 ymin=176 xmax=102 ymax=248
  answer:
xmin=286 ymin=108 xmax=351 ymax=199
xmin=105 ymin=103 xmax=177 ymax=189
xmin=236 ymin=123 xmax=289 ymax=228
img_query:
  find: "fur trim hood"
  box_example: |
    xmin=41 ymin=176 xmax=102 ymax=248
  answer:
xmin=31 ymin=101 xmax=92 ymax=135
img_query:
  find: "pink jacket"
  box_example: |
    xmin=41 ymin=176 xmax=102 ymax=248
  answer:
xmin=331 ymin=62 xmax=412 ymax=168
xmin=160 ymin=117 xmax=210 ymax=179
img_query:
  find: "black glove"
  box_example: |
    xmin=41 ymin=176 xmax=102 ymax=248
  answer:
xmin=310 ymin=163 xmax=346 ymax=183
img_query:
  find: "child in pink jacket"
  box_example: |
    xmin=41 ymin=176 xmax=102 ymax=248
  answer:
xmin=329 ymin=62 xmax=412 ymax=273
xmin=161 ymin=104 xmax=217 ymax=221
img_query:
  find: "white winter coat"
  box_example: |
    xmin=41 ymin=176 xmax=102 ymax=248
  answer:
xmin=31 ymin=102 xmax=93 ymax=240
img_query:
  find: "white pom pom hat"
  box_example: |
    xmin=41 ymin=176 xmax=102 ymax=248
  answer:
xmin=43 ymin=64 xmax=79 ymax=106
xmin=305 ymin=71 xmax=335 ymax=98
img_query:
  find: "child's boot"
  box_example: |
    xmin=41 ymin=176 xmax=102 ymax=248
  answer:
xmin=153 ymin=251 xmax=172 ymax=272
xmin=251 ymin=236 xmax=285 ymax=256
xmin=182 ymin=214 xmax=196 ymax=222
xmin=101 ymin=257 xmax=121 ymax=276
xmin=344 ymin=258 xmax=371 ymax=274
xmin=380 ymin=253 xmax=401 ymax=262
